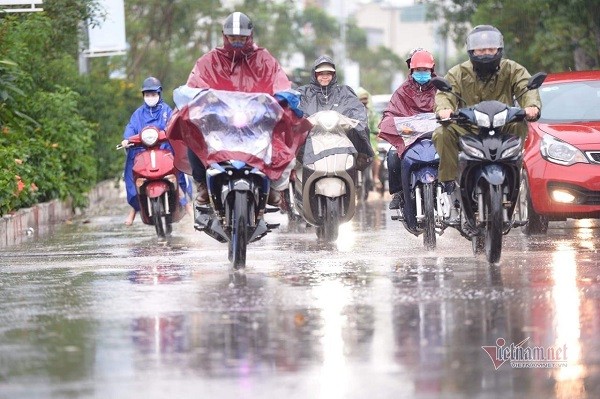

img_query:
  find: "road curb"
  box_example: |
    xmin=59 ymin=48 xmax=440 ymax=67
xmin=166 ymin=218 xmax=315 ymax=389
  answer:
xmin=0 ymin=180 xmax=121 ymax=248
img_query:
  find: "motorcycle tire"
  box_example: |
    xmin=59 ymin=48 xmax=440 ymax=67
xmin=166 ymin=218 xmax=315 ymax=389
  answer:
xmin=484 ymin=184 xmax=503 ymax=264
xmin=422 ymin=183 xmax=436 ymax=250
xmin=318 ymin=197 xmax=340 ymax=242
xmin=151 ymin=197 xmax=166 ymax=238
xmin=229 ymin=191 xmax=249 ymax=269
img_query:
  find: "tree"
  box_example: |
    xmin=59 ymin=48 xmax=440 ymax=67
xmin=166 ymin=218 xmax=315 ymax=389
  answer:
xmin=423 ymin=0 xmax=600 ymax=72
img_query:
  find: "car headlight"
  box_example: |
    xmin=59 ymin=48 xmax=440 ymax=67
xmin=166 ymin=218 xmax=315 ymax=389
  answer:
xmin=540 ymin=134 xmax=589 ymax=166
xmin=474 ymin=110 xmax=490 ymax=128
xmin=140 ymin=127 xmax=160 ymax=146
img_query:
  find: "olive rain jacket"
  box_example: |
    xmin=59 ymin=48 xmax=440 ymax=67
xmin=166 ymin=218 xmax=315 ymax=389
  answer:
xmin=378 ymin=76 xmax=437 ymax=153
xmin=434 ymin=58 xmax=541 ymax=115
xmin=297 ymin=55 xmax=374 ymax=159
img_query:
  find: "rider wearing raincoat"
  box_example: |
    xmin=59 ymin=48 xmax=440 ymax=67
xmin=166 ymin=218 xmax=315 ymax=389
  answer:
xmin=167 ymin=12 xmax=310 ymax=207
xmin=121 ymin=77 xmax=191 ymax=225
xmin=378 ymin=49 xmax=437 ymax=209
xmin=297 ymin=55 xmax=374 ymax=169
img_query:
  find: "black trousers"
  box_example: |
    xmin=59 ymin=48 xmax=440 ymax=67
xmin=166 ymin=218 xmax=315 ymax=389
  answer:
xmin=387 ymin=148 xmax=402 ymax=195
xmin=188 ymin=148 xmax=207 ymax=183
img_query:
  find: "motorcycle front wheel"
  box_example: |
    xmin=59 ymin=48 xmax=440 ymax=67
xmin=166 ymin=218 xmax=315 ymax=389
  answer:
xmin=317 ymin=197 xmax=340 ymax=242
xmin=228 ymin=191 xmax=249 ymax=269
xmin=422 ymin=183 xmax=436 ymax=250
xmin=484 ymin=184 xmax=503 ymax=264
xmin=150 ymin=197 xmax=170 ymax=238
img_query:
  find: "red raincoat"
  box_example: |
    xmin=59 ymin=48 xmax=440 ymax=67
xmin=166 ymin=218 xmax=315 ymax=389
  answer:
xmin=167 ymin=35 xmax=311 ymax=180
xmin=377 ymin=77 xmax=436 ymax=154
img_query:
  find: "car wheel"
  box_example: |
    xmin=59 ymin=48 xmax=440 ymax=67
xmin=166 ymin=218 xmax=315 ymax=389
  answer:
xmin=520 ymin=173 xmax=549 ymax=235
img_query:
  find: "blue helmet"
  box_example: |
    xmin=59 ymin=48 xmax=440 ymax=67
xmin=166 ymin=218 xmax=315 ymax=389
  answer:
xmin=141 ymin=77 xmax=162 ymax=93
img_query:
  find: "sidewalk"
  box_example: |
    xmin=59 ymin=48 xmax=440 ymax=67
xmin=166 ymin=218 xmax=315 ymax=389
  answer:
xmin=0 ymin=180 xmax=121 ymax=248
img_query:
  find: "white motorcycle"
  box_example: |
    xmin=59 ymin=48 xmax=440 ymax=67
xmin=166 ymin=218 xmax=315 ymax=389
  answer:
xmin=291 ymin=110 xmax=360 ymax=241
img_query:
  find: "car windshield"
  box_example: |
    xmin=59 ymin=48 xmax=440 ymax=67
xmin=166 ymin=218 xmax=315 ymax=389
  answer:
xmin=538 ymin=80 xmax=600 ymax=123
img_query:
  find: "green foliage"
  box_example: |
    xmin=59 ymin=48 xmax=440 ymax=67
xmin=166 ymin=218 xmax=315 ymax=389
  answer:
xmin=423 ymin=0 xmax=600 ymax=72
xmin=0 ymin=4 xmax=126 ymax=216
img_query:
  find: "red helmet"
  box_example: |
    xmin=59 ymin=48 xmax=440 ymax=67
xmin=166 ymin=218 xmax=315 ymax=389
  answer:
xmin=409 ymin=50 xmax=435 ymax=71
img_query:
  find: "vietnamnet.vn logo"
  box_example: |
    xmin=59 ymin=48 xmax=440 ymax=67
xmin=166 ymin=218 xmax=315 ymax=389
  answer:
xmin=482 ymin=337 xmax=568 ymax=370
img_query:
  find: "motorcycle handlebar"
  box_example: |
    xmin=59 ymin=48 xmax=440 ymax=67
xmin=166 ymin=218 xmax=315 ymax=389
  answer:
xmin=115 ymin=143 xmax=134 ymax=150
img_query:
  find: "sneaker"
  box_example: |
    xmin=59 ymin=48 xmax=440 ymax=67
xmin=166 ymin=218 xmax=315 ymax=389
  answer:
xmin=388 ymin=192 xmax=403 ymax=210
xmin=195 ymin=181 xmax=209 ymax=206
xmin=267 ymin=188 xmax=282 ymax=207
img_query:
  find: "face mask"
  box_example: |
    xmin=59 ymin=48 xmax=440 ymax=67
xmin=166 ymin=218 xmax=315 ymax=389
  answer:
xmin=412 ymin=71 xmax=431 ymax=85
xmin=144 ymin=95 xmax=159 ymax=107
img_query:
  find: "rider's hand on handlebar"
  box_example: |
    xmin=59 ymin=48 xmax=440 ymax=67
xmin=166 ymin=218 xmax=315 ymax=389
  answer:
xmin=437 ymin=109 xmax=453 ymax=120
xmin=524 ymin=106 xmax=540 ymax=121
xmin=121 ymin=139 xmax=129 ymax=148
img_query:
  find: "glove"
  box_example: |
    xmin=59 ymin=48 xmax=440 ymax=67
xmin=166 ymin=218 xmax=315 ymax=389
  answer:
xmin=356 ymin=153 xmax=373 ymax=171
xmin=274 ymin=90 xmax=303 ymax=118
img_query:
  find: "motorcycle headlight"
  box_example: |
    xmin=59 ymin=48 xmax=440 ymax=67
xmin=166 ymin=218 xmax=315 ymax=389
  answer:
xmin=501 ymin=143 xmax=521 ymax=159
xmin=540 ymin=134 xmax=589 ymax=166
xmin=462 ymin=142 xmax=485 ymax=159
xmin=318 ymin=111 xmax=340 ymax=131
xmin=140 ymin=127 xmax=160 ymax=146
xmin=232 ymin=110 xmax=248 ymax=128
xmin=474 ymin=110 xmax=491 ymax=128
xmin=493 ymin=109 xmax=508 ymax=128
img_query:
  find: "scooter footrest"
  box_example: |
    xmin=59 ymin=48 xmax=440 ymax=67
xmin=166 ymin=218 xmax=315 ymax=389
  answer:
xmin=390 ymin=214 xmax=405 ymax=221
xmin=266 ymin=223 xmax=280 ymax=229
xmin=264 ymin=207 xmax=280 ymax=213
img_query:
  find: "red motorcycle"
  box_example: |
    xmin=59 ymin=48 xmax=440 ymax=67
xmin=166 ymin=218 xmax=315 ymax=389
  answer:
xmin=117 ymin=126 xmax=187 ymax=237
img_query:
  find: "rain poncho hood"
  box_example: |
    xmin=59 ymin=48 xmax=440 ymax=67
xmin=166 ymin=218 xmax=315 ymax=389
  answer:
xmin=378 ymin=76 xmax=437 ymax=153
xmin=186 ymin=34 xmax=291 ymax=93
xmin=297 ymin=55 xmax=373 ymax=158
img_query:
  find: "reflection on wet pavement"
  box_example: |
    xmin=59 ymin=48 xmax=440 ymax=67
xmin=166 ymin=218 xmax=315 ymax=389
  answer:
xmin=0 ymin=199 xmax=600 ymax=398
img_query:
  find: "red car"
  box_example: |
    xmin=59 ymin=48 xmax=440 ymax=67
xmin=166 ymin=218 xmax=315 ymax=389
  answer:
xmin=519 ymin=70 xmax=600 ymax=234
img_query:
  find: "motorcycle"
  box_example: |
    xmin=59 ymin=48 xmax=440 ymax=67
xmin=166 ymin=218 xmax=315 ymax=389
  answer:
xmin=116 ymin=126 xmax=187 ymax=238
xmin=167 ymin=89 xmax=309 ymax=269
xmin=291 ymin=110 xmax=359 ymax=242
xmin=430 ymin=72 xmax=547 ymax=263
xmin=390 ymin=113 xmax=446 ymax=250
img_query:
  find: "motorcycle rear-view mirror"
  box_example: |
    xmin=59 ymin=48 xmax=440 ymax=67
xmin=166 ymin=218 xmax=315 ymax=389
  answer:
xmin=430 ymin=77 xmax=453 ymax=92
xmin=527 ymin=72 xmax=547 ymax=90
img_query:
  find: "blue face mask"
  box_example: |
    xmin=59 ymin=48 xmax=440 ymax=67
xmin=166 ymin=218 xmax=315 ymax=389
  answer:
xmin=412 ymin=71 xmax=431 ymax=85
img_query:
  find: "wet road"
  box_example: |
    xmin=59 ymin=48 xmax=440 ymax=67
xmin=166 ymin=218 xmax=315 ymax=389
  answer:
xmin=1 ymin=196 xmax=600 ymax=399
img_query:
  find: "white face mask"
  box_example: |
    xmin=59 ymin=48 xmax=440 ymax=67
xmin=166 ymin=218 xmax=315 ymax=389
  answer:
xmin=144 ymin=93 xmax=160 ymax=107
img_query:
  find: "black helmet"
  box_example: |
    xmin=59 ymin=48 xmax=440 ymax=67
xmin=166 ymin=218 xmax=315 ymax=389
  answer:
xmin=466 ymin=25 xmax=504 ymax=77
xmin=141 ymin=76 xmax=162 ymax=93
xmin=222 ymin=12 xmax=253 ymax=36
